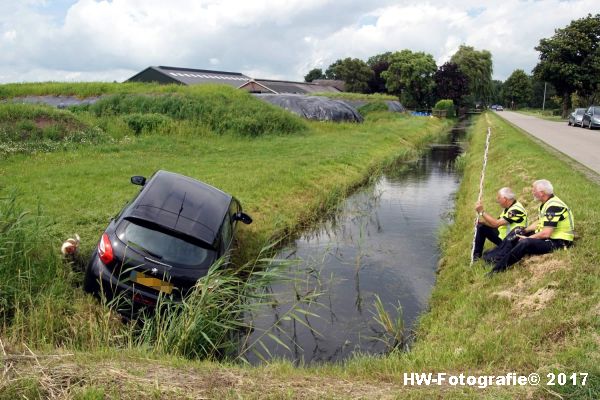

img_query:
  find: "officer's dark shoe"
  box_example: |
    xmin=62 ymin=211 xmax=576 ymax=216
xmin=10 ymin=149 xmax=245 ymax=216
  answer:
xmin=485 ymin=270 xmax=498 ymax=279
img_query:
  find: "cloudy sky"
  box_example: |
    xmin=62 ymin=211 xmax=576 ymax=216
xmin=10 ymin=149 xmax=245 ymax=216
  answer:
xmin=0 ymin=0 xmax=597 ymax=84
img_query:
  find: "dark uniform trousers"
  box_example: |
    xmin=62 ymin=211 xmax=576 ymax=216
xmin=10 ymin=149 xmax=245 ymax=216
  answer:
xmin=473 ymin=224 xmax=503 ymax=259
xmin=492 ymin=238 xmax=572 ymax=272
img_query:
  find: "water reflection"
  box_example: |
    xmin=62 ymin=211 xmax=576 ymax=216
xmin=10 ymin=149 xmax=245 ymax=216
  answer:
xmin=242 ymin=139 xmax=463 ymax=365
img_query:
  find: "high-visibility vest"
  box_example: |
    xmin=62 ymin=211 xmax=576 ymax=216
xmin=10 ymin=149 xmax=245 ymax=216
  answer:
xmin=536 ymin=195 xmax=574 ymax=241
xmin=498 ymin=200 xmax=528 ymax=239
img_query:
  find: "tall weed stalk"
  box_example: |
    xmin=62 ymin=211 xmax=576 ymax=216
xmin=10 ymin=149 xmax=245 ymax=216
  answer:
xmin=135 ymin=246 xmax=321 ymax=361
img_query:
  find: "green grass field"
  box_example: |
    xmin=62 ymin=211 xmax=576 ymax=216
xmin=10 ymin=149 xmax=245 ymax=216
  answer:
xmin=2 ymin=82 xmax=598 ymax=398
xmin=0 ymin=82 xmax=454 ymax=398
xmin=516 ymin=108 xmax=565 ymax=122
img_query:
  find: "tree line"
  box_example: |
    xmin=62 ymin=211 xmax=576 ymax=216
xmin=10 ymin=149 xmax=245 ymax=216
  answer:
xmin=305 ymin=14 xmax=599 ymax=116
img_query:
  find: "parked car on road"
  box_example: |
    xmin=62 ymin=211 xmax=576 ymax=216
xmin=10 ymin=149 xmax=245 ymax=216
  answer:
xmin=84 ymin=170 xmax=252 ymax=308
xmin=490 ymin=104 xmax=498 ymax=110
xmin=582 ymin=106 xmax=600 ymax=129
xmin=568 ymin=108 xmax=587 ymax=127
xmin=496 ymin=105 xmax=504 ymax=111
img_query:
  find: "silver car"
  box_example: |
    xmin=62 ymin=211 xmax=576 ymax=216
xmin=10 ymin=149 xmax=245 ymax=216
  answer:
xmin=568 ymin=108 xmax=586 ymax=127
xmin=582 ymin=106 xmax=600 ymax=129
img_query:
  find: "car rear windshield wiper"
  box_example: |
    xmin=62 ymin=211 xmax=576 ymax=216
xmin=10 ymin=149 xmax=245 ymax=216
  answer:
xmin=126 ymin=241 xmax=163 ymax=259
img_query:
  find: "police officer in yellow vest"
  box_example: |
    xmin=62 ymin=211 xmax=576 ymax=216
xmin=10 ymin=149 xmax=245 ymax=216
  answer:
xmin=473 ymin=187 xmax=528 ymax=260
xmin=492 ymin=179 xmax=574 ymax=273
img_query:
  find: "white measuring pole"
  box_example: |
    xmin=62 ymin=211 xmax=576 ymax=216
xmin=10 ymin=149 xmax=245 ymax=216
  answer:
xmin=470 ymin=127 xmax=492 ymax=266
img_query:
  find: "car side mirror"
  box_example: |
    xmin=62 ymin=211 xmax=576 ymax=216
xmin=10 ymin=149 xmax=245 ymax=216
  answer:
xmin=131 ymin=176 xmax=146 ymax=186
xmin=233 ymin=212 xmax=253 ymax=225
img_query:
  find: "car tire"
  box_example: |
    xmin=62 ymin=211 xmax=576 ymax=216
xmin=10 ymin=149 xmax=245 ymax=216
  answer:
xmin=83 ymin=260 xmax=100 ymax=295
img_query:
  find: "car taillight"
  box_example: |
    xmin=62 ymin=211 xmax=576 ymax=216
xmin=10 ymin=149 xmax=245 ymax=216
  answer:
xmin=98 ymin=233 xmax=114 ymax=265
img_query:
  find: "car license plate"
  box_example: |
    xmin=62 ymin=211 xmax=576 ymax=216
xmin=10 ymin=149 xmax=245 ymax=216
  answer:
xmin=131 ymin=271 xmax=173 ymax=295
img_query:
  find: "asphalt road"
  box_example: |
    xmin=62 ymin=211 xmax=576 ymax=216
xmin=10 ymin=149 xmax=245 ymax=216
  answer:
xmin=494 ymin=110 xmax=600 ymax=175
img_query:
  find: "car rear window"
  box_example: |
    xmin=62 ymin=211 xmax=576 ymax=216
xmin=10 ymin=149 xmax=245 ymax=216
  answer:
xmin=116 ymin=220 xmax=213 ymax=267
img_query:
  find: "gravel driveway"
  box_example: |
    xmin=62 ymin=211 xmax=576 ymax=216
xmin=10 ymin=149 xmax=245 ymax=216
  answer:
xmin=495 ymin=110 xmax=600 ymax=175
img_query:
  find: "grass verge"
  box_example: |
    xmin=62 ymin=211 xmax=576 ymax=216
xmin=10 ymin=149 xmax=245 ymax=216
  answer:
xmin=515 ymin=108 xmax=565 ymax=122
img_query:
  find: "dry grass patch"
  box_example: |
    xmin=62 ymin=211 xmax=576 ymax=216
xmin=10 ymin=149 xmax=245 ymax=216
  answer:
xmin=491 ymin=251 xmax=571 ymax=316
xmin=1 ymin=353 xmax=414 ymax=400
xmin=515 ymin=286 xmax=557 ymax=313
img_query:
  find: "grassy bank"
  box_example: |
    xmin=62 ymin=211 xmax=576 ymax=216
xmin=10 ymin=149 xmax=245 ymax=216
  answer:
xmin=2 ymin=84 xmax=598 ymax=398
xmin=516 ymin=108 xmax=565 ymax=122
xmin=0 ymin=103 xmax=447 ymax=260
xmin=0 ymin=82 xmax=205 ymax=98
xmin=334 ymin=111 xmax=599 ymax=398
xmin=1 ymin=82 xmax=453 ymax=397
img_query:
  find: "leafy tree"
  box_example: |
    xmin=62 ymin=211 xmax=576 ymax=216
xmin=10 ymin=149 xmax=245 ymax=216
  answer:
xmin=502 ymin=69 xmax=532 ymax=109
xmin=433 ymin=99 xmax=455 ymax=117
xmin=530 ymin=79 xmax=558 ymax=109
xmin=367 ymin=52 xmax=392 ymax=93
xmin=489 ymin=80 xmax=504 ymax=105
xmin=382 ymin=50 xmax=437 ymax=108
xmin=325 ymin=60 xmax=342 ymax=80
xmin=325 ymin=58 xmax=373 ymax=93
xmin=434 ymin=62 xmax=468 ymax=108
xmin=533 ymin=14 xmax=600 ymax=117
xmin=304 ymin=68 xmax=325 ymax=82
xmin=450 ymin=45 xmax=493 ymax=105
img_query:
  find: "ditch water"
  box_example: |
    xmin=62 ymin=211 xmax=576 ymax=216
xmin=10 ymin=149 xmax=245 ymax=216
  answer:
xmin=240 ymin=121 xmax=468 ymax=364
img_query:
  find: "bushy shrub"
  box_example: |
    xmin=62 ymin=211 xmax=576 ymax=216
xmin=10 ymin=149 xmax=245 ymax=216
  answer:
xmin=0 ymin=104 xmax=112 ymax=155
xmin=0 ymin=103 xmax=88 ymax=141
xmin=433 ymin=99 xmax=455 ymax=118
xmin=89 ymin=87 xmax=307 ymax=137
xmin=122 ymin=113 xmax=171 ymax=135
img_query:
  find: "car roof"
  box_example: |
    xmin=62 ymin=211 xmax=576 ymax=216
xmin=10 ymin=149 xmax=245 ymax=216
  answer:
xmin=123 ymin=170 xmax=232 ymax=247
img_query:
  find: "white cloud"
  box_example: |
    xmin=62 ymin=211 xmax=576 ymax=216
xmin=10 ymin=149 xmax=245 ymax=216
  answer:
xmin=0 ymin=0 xmax=597 ymax=84
xmin=3 ymin=30 xmax=17 ymax=41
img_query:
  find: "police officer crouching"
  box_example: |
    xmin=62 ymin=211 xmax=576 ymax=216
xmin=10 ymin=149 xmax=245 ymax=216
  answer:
xmin=473 ymin=187 xmax=528 ymax=260
xmin=491 ymin=179 xmax=574 ymax=273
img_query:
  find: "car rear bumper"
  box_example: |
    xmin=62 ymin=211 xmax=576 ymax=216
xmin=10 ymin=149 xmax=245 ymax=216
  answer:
xmin=86 ymin=256 xmax=176 ymax=308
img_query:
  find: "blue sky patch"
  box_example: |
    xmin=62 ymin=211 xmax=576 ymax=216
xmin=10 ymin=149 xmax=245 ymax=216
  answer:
xmin=358 ymin=15 xmax=379 ymax=27
xmin=34 ymin=0 xmax=79 ymax=24
xmin=467 ymin=7 xmax=486 ymax=17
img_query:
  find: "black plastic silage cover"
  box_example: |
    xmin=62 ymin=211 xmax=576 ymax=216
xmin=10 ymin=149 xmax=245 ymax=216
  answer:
xmin=341 ymin=99 xmax=405 ymax=112
xmin=255 ymin=94 xmax=363 ymax=122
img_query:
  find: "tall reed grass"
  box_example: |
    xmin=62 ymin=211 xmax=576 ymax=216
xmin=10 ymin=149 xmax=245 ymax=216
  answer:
xmin=134 ymin=251 xmax=320 ymax=361
xmin=0 ymin=192 xmax=126 ymax=350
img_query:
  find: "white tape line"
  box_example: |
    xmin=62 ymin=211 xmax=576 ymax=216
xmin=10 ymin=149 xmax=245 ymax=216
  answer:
xmin=470 ymin=126 xmax=492 ymax=266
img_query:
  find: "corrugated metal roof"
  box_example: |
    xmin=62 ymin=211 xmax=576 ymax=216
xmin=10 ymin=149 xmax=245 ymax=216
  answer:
xmin=126 ymin=67 xmax=342 ymax=93
xmin=126 ymin=66 xmax=251 ymax=87
xmin=240 ymin=79 xmax=340 ymax=94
